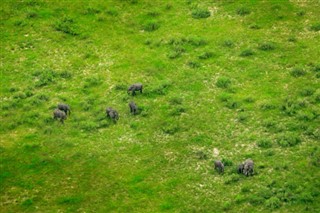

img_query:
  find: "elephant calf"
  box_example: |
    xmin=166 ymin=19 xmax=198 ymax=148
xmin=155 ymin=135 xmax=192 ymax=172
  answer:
xmin=58 ymin=103 xmax=71 ymax=115
xmin=106 ymin=107 xmax=119 ymax=122
xmin=128 ymin=83 xmax=143 ymax=96
xmin=129 ymin=101 xmax=138 ymax=114
xmin=214 ymin=160 xmax=224 ymax=173
xmin=53 ymin=109 xmax=67 ymax=123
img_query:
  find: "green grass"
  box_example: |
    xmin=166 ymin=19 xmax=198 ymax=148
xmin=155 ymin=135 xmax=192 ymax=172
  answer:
xmin=1 ymin=0 xmax=320 ymax=212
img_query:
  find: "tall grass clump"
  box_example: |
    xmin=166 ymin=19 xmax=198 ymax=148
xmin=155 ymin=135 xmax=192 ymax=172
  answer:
xmin=258 ymin=42 xmax=276 ymax=51
xmin=142 ymin=20 xmax=160 ymax=32
xmin=54 ymin=17 xmax=81 ymax=36
xmin=236 ymin=7 xmax=250 ymax=16
xmin=240 ymin=49 xmax=254 ymax=57
xmin=216 ymin=77 xmax=231 ymax=88
xmin=277 ymin=133 xmax=301 ymax=147
xmin=191 ymin=8 xmax=211 ymax=19
xmin=290 ymin=67 xmax=306 ymax=77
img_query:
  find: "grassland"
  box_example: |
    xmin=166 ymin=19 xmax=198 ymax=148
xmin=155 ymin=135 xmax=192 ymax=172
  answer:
xmin=1 ymin=0 xmax=320 ymax=212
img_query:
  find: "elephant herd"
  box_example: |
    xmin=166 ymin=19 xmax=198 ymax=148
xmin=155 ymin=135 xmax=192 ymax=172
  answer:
xmin=53 ymin=83 xmax=255 ymax=177
xmin=214 ymin=159 xmax=254 ymax=176
xmin=53 ymin=83 xmax=143 ymax=124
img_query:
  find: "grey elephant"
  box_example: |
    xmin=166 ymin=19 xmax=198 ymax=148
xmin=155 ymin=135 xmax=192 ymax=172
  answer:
xmin=106 ymin=107 xmax=119 ymax=122
xmin=58 ymin=103 xmax=71 ymax=115
xmin=128 ymin=83 xmax=143 ymax=96
xmin=53 ymin=109 xmax=67 ymax=123
xmin=214 ymin=160 xmax=224 ymax=173
xmin=129 ymin=101 xmax=138 ymax=114
xmin=238 ymin=159 xmax=254 ymax=176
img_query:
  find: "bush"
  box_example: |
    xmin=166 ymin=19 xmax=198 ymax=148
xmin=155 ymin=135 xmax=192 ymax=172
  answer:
xmin=224 ymin=174 xmax=240 ymax=184
xmin=236 ymin=7 xmax=250 ymax=16
xmin=191 ymin=8 xmax=210 ymax=19
xmin=13 ymin=91 xmax=27 ymax=100
xmin=187 ymin=36 xmax=207 ymax=46
xmin=54 ymin=17 xmax=81 ymax=36
xmin=216 ymin=77 xmax=231 ymax=88
xmin=310 ymin=23 xmax=320 ymax=31
xmin=265 ymin=197 xmax=281 ymax=209
xmin=169 ymin=107 xmax=186 ymax=116
xmin=240 ymin=49 xmax=254 ymax=57
xmin=238 ymin=113 xmax=248 ymax=122
xmin=34 ymin=69 xmax=57 ymax=87
xmin=300 ymin=88 xmax=314 ymax=97
xmin=258 ymin=42 xmax=276 ymax=51
xmin=277 ymin=133 xmax=301 ymax=147
xmin=187 ymin=61 xmax=200 ymax=68
xmin=260 ymin=102 xmax=276 ymax=110
xmin=257 ymin=138 xmax=272 ymax=148
xmin=223 ymin=40 xmax=234 ymax=47
xmin=290 ymin=68 xmax=306 ymax=77
xmin=143 ymin=20 xmax=160 ymax=32
xmin=222 ymin=158 xmax=233 ymax=166
xmin=198 ymin=51 xmax=214 ymax=59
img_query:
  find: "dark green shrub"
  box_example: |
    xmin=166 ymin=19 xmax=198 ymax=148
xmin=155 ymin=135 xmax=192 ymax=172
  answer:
xmin=297 ymin=11 xmax=306 ymax=16
xmin=21 ymin=198 xmax=33 ymax=206
xmin=260 ymin=102 xmax=276 ymax=110
xmin=83 ymin=7 xmax=101 ymax=15
xmin=290 ymin=67 xmax=306 ymax=77
xmin=310 ymin=23 xmax=320 ymax=31
xmin=106 ymin=8 xmax=118 ymax=16
xmin=143 ymin=20 xmax=160 ymax=32
xmin=240 ymin=49 xmax=254 ymax=57
xmin=265 ymin=197 xmax=281 ymax=209
xmin=34 ymin=69 xmax=57 ymax=87
xmin=257 ymin=138 xmax=272 ymax=148
xmin=187 ymin=61 xmax=200 ymax=68
xmin=249 ymin=24 xmax=261 ymax=29
xmin=249 ymin=195 xmax=265 ymax=206
xmin=216 ymin=77 xmax=231 ymax=88
xmin=223 ymin=40 xmax=234 ymax=47
xmin=300 ymin=88 xmax=315 ymax=96
xmin=191 ymin=8 xmax=210 ymax=19
xmin=54 ymin=17 xmax=81 ymax=36
xmin=224 ymin=174 xmax=240 ymax=184
xmin=169 ymin=97 xmax=183 ymax=105
xmin=236 ymin=7 xmax=250 ymax=16
xmin=258 ymin=42 xmax=276 ymax=51
xmin=198 ymin=51 xmax=213 ymax=59
xmin=277 ymin=133 xmax=301 ymax=147
xmin=187 ymin=36 xmax=207 ymax=46
xmin=288 ymin=36 xmax=297 ymax=42
xmin=222 ymin=158 xmax=233 ymax=166
xmin=169 ymin=107 xmax=186 ymax=116
xmin=13 ymin=92 xmax=27 ymax=99
xmin=59 ymin=71 xmax=72 ymax=79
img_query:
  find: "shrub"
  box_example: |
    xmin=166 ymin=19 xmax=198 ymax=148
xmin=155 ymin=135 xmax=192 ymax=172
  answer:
xmin=236 ymin=7 xmax=250 ymax=16
xmin=288 ymin=36 xmax=297 ymax=42
xmin=223 ymin=40 xmax=234 ymax=47
xmin=83 ymin=7 xmax=101 ymax=15
xmin=310 ymin=23 xmax=320 ymax=31
xmin=277 ymin=133 xmax=301 ymax=147
xmin=216 ymin=77 xmax=231 ymax=88
xmin=13 ymin=91 xmax=27 ymax=100
xmin=54 ymin=17 xmax=81 ymax=36
xmin=222 ymin=158 xmax=233 ymax=166
xmin=249 ymin=24 xmax=261 ymax=29
xmin=297 ymin=11 xmax=306 ymax=16
xmin=290 ymin=67 xmax=306 ymax=77
xmin=198 ymin=51 xmax=214 ymax=59
xmin=257 ymin=138 xmax=272 ymax=148
xmin=300 ymin=88 xmax=314 ymax=97
xmin=34 ymin=69 xmax=57 ymax=87
xmin=224 ymin=174 xmax=240 ymax=184
xmin=249 ymin=195 xmax=265 ymax=206
xmin=143 ymin=20 xmax=160 ymax=32
xmin=225 ymin=100 xmax=239 ymax=109
xmin=162 ymin=124 xmax=180 ymax=135
xmin=187 ymin=61 xmax=200 ymax=68
xmin=238 ymin=113 xmax=248 ymax=122
xmin=169 ymin=107 xmax=186 ymax=116
xmin=169 ymin=97 xmax=183 ymax=105
xmin=265 ymin=197 xmax=281 ymax=209
xmin=258 ymin=42 xmax=276 ymax=51
xmin=187 ymin=36 xmax=207 ymax=46
xmin=260 ymin=102 xmax=276 ymax=110
xmin=240 ymin=49 xmax=254 ymax=57
xmin=106 ymin=8 xmax=118 ymax=16
xmin=167 ymin=51 xmax=181 ymax=59
xmin=191 ymin=8 xmax=210 ymax=19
